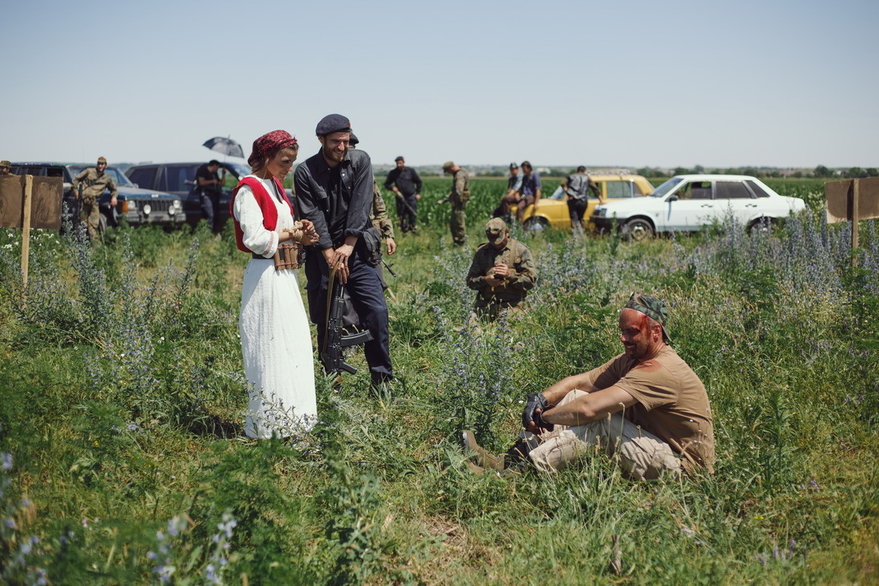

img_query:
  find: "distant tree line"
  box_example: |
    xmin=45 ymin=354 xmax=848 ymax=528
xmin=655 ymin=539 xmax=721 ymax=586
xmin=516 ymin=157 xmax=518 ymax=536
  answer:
xmin=635 ymin=165 xmax=879 ymax=179
xmin=424 ymin=165 xmax=878 ymax=179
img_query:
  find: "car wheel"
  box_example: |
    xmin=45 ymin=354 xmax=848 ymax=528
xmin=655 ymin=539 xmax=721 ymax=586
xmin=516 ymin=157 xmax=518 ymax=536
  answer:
xmin=622 ymin=218 xmax=654 ymax=242
xmin=749 ymin=217 xmax=772 ymax=234
xmin=523 ymin=216 xmax=549 ymax=233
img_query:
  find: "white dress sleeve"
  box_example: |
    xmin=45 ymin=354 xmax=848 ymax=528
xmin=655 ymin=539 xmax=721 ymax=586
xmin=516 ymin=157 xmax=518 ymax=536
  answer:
xmin=233 ymin=183 xmax=279 ymax=258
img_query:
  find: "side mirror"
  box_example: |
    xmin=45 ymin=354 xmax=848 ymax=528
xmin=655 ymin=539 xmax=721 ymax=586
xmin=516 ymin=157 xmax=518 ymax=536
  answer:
xmin=667 ymin=195 xmax=678 ymax=202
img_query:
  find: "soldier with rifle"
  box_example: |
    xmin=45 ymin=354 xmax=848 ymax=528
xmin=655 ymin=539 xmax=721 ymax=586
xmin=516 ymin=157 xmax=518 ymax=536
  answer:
xmin=383 ymin=155 xmax=422 ymax=233
xmin=294 ymin=114 xmax=394 ymax=386
xmin=72 ymin=156 xmax=117 ymax=241
xmin=440 ymin=160 xmax=470 ymax=245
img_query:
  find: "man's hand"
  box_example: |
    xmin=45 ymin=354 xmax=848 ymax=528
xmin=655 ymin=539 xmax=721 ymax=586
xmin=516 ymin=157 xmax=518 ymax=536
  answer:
xmin=522 ymin=393 xmax=552 ymax=434
xmin=386 ymin=237 xmax=397 ymax=255
xmin=415 ymin=193 xmax=421 ymax=200
xmin=331 ymin=243 xmax=354 ymax=283
xmin=110 ymin=196 xmax=118 ymax=207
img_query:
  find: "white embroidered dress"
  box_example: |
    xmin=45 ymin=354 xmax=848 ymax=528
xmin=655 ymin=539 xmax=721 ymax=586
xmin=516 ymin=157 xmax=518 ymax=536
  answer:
xmin=233 ymin=175 xmax=317 ymax=438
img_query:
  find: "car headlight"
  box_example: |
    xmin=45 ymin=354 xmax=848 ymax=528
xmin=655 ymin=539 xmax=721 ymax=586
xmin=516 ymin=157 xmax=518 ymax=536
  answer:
xmin=143 ymin=203 xmax=152 ymax=215
xmin=127 ymin=201 xmax=136 ymax=212
xmin=594 ymin=207 xmax=607 ymax=217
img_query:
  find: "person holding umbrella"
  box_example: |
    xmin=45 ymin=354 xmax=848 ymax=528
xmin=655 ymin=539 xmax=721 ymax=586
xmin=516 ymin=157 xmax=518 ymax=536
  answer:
xmin=229 ymin=129 xmax=320 ymax=439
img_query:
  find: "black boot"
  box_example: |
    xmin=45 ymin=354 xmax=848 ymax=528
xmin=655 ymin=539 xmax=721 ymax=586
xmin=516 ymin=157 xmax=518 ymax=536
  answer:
xmin=503 ymin=431 xmax=539 ymax=470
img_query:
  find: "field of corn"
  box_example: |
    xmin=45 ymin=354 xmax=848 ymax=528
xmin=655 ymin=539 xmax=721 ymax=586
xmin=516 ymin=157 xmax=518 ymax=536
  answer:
xmin=0 ymin=176 xmax=877 ymax=584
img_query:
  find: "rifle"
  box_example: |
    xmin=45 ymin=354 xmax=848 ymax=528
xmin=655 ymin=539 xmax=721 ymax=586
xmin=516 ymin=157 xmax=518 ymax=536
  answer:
xmin=321 ymin=269 xmax=373 ymax=374
xmin=382 ymin=260 xmax=397 ymax=278
xmin=392 ymin=191 xmax=417 ymax=216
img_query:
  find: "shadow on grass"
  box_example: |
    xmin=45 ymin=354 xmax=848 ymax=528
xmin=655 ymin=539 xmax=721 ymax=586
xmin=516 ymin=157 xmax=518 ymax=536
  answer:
xmin=187 ymin=414 xmax=244 ymax=439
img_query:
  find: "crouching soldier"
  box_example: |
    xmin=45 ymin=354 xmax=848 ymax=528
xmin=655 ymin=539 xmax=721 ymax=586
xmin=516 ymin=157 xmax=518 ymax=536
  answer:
xmin=466 ymin=218 xmax=537 ymax=321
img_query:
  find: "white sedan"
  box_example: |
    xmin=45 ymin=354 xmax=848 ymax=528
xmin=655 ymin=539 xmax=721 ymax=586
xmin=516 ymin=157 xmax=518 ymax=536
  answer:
xmin=591 ymin=174 xmax=806 ymax=241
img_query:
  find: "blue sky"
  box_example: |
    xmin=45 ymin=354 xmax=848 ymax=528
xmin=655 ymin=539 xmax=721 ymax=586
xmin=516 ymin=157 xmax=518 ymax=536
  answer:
xmin=2 ymin=0 xmax=876 ymax=169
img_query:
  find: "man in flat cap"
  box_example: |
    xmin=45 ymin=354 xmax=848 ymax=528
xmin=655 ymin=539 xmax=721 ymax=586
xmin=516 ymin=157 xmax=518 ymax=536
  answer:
xmin=464 ymin=293 xmax=715 ymax=480
xmin=441 ymin=161 xmax=470 ymax=245
xmin=294 ymin=114 xmax=394 ymax=386
xmin=466 ymin=218 xmax=537 ymax=320
xmin=72 ymin=156 xmax=117 ymax=241
xmin=383 ymin=155 xmax=422 ymax=233
xmin=0 ymin=161 xmax=13 ymax=176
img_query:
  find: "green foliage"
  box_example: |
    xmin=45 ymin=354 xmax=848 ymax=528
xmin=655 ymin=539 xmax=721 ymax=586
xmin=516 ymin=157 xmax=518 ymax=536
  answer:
xmin=0 ymin=191 xmax=876 ymax=582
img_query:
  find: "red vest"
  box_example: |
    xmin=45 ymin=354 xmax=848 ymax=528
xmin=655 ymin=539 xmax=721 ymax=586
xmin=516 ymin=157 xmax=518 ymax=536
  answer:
xmin=229 ymin=176 xmax=293 ymax=253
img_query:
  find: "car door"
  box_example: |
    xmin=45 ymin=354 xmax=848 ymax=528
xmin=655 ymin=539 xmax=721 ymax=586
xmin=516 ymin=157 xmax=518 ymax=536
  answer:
xmin=714 ymin=180 xmax=759 ymax=226
xmin=660 ymin=180 xmax=718 ymax=231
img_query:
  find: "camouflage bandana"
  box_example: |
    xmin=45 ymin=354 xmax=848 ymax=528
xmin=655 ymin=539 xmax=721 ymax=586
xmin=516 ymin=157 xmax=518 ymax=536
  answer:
xmin=625 ymin=292 xmax=671 ymax=341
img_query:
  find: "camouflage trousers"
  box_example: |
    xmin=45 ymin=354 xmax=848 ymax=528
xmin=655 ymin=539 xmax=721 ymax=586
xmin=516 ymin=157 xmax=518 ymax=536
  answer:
xmin=528 ymin=390 xmax=682 ymax=480
xmin=470 ymin=296 xmax=525 ymax=322
xmin=79 ymin=198 xmax=102 ymax=241
xmin=450 ymin=205 xmax=466 ymax=245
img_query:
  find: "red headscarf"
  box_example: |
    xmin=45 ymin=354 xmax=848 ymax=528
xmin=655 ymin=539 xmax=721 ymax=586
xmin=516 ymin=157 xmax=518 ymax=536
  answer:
xmin=248 ymin=130 xmax=298 ymax=167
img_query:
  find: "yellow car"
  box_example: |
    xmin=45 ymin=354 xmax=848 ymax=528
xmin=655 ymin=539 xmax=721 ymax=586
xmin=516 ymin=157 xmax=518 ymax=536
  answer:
xmin=518 ymin=174 xmax=654 ymax=231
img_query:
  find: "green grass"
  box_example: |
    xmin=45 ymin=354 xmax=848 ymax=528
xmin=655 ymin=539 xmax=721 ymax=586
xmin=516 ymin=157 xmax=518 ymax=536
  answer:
xmin=0 ymin=179 xmax=877 ymax=584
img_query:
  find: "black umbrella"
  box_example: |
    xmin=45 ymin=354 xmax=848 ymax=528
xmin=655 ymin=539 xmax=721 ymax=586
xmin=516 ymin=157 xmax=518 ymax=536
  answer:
xmin=202 ymin=136 xmax=244 ymax=159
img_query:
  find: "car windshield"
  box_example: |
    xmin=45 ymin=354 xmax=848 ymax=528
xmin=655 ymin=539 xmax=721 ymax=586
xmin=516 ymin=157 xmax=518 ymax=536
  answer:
xmin=68 ymin=165 xmax=135 ymax=187
xmin=223 ymin=162 xmax=251 ymax=178
xmin=651 ymin=177 xmax=684 ymax=197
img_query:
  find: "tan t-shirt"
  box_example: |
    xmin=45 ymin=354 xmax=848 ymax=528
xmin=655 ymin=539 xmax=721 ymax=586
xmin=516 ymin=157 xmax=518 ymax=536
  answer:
xmin=584 ymin=346 xmax=715 ymax=473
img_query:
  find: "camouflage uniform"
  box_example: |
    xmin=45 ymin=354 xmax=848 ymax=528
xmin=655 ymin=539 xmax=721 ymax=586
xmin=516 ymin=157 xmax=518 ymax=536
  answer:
xmin=466 ymin=237 xmax=537 ymax=319
xmin=448 ymin=167 xmax=470 ymax=245
xmin=370 ymin=180 xmax=395 ymax=240
xmin=73 ymin=167 xmax=117 ymax=240
xmin=370 ymin=181 xmax=394 ymax=288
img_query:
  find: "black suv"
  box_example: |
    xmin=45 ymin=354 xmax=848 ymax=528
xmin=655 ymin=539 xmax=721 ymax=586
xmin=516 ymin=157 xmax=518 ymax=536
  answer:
xmin=126 ymin=161 xmax=252 ymax=227
xmin=12 ymin=162 xmax=186 ymax=230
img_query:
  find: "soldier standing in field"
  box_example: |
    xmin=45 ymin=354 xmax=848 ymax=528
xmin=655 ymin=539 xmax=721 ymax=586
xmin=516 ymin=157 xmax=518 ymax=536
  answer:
xmin=466 ymin=217 xmax=537 ymax=320
xmin=441 ymin=160 xmax=470 ymax=245
xmin=384 ymin=155 xmax=422 ymax=233
xmin=72 ymin=156 xmax=117 ymax=241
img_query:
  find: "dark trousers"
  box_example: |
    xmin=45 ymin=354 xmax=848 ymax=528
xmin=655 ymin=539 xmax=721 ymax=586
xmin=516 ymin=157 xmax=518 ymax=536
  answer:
xmin=305 ymin=248 xmax=393 ymax=381
xmin=567 ymin=197 xmax=588 ymax=228
xmin=200 ymin=191 xmax=221 ymax=233
xmin=396 ymin=194 xmax=418 ymax=232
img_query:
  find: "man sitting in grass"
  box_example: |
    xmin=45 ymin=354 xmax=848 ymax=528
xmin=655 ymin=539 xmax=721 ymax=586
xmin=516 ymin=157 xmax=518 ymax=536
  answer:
xmin=464 ymin=293 xmax=715 ymax=480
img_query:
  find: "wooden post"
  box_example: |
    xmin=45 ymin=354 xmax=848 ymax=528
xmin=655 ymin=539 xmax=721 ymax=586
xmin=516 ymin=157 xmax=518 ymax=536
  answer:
xmin=851 ymin=179 xmax=860 ymax=267
xmin=21 ymin=175 xmax=33 ymax=288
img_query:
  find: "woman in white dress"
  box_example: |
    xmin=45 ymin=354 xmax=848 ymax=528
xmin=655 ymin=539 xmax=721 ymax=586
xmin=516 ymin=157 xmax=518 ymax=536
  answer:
xmin=230 ymin=130 xmax=320 ymax=438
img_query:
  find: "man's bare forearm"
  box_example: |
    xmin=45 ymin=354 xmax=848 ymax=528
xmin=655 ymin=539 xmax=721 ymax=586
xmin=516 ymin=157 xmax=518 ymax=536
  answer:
xmin=541 ymin=373 xmax=598 ymax=405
